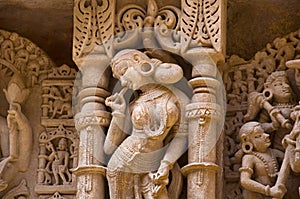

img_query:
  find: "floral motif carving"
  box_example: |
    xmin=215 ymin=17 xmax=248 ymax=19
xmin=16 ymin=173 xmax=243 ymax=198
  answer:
xmin=73 ymin=0 xmax=115 ymax=58
xmin=181 ymin=0 xmax=224 ymax=52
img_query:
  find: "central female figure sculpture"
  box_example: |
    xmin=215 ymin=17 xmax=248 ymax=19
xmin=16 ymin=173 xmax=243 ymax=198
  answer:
xmin=104 ymin=49 xmax=188 ymax=199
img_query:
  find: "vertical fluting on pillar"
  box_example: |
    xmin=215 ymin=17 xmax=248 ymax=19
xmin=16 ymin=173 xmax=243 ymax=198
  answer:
xmin=72 ymin=0 xmax=116 ymax=198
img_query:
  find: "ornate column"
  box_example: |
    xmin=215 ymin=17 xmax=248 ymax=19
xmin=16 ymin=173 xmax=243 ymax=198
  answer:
xmin=72 ymin=0 xmax=115 ymax=198
xmin=180 ymin=1 xmax=226 ymax=199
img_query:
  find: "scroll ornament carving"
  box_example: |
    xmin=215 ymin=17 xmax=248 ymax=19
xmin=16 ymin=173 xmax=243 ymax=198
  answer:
xmin=223 ymin=28 xmax=300 ymax=199
xmin=73 ymin=0 xmax=181 ymax=59
xmin=0 ymin=29 xmax=55 ymax=86
xmin=37 ymin=125 xmax=79 ymax=187
xmin=115 ymin=0 xmax=181 ymax=52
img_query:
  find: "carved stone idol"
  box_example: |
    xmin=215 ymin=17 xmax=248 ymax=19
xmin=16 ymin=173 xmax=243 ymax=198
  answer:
xmin=0 ymin=72 xmax=32 ymax=192
xmin=104 ymin=49 xmax=188 ymax=198
xmin=239 ymin=122 xmax=286 ymax=199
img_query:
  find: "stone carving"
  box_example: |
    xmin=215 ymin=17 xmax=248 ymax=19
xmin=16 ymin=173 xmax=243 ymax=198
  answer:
xmin=0 ymin=72 xmax=32 ymax=192
xmin=223 ymin=29 xmax=300 ymax=199
xmin=73 ymin=0 xmax=116 ymax=58
xmin=39 ymin=192 xmax=74 ymax=199
xmin=115 ymin=0 xmax=181 ymax=52
xmin=72 ymin=0 xmax=226 ymax=198
xmin=73 ymin=0 xmax=182 ymax=59
xmin=41 ymin=65 xmax=76 ymax=127
xmin=239 ymin=122 xmax=285 ymax=199
xmin=2 ymin=179 xmax=29 ymax=199
xmin=104 ymin=49 xmax=188 ymax=198
xmin=35 ymin=125 xmax=78 ymax=195
xmin=245 ymin=71 xmax=294 ymax=150
xmin=0 ymin=29 xmax=55 ymax=87
xmin=181 ymin=0 xmax=224 ymax=52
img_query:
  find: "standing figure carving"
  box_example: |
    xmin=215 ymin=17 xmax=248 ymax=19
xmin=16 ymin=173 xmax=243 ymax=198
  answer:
xmin=46 ymin=138 xmax=72 ymax=185
xmin=241 ymin=70 xmax=300 ymax=198
xmin=104 ymin=49 xmax=188 ymax=199
xmin=245 ymin=71 xmax=295 ymax=151
xmin=239 ymin=122 xmax=285 ymax=199
xmin=0 ymin=72 xmax=32 ymax=191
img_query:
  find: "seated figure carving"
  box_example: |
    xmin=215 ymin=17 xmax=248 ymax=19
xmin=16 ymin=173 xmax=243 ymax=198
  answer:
xmin=104 ymin=49 xmax=188 ymax=199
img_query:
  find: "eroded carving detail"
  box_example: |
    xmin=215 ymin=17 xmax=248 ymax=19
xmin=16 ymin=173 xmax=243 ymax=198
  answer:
xmin=41 ymin=64 xmax=75 ymax=127
xmin=37 ymin=125 xmax=78 ymax=187
xmin=0 ymin=29 xmax=55 ymax=87
xmin=39 ymin=192 xmax=74 ymax=199
xmin=0 ymin=73 xmax=32 ymax=192
xmin=2 ymin=179 xmax=29 ymax=199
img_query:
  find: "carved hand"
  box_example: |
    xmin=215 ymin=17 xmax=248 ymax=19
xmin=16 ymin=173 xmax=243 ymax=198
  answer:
xmin=105 ymin=92 xmax=126 ymax=113
xmin=7 ymin=109 xmax=26 ymax=130
xmin=150 ymin=165 xmax=169 ymax=197
xmin=270 ymin=184 xmax=287 ymax=199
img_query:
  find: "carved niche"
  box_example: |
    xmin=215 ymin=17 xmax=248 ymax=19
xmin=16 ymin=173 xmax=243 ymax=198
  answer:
xmin=223 ymin=28 xmax=300 ymax=199
xmin=72 ymin=0 xmax=226 ymax=199
xmin=35 ymin=125 xmax=79 ymax=195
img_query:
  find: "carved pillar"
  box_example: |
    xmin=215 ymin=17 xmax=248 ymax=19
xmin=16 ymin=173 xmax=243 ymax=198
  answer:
xmin=72 ymin=0 xmax=114 ymax=198
xmin=180 ymin=0 xmax=226 ymax=199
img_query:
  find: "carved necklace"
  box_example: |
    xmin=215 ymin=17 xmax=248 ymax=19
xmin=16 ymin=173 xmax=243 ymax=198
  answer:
xmin=273 ymin=102 xmax=294 ymax=109
xmin=252 ymin=149 xmax=278 ymax=178
xmin=138 ymin=85 xmax=170 ymax=102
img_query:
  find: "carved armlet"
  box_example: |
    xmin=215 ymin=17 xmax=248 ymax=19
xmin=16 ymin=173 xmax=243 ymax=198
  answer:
xmin=239 ymin=167 xmax=254 ymax=175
